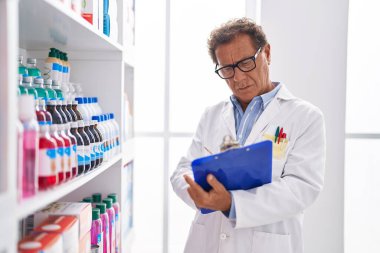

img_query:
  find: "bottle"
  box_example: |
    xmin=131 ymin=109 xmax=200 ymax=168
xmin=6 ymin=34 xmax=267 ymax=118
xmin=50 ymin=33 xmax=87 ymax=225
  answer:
xmin=18 ymin=75 xmax=28 ymax=95
xmin=18 ymin=55 xmax=28 ymax=76
xmin=92 ymin=97 xmax=102 ymax=115
xmin=57 ymin=124 xmax=72 ymax=181
xmin=107 ymin=193 xmax=120 ymax=253
xmin=85 ymin=97 xmax=96 ymax=119
xmin=56 ymin=100 xmax=68 ymax=123
xmin=61 ymin=52 xmax=69 ymax=84
xmin=32 ymin=77 xmax=49 ymax=101
xmin=18 ymin=95 xmax=39 ymax=199
xmin=39 ymin=99 xmax=53 ymax=122
xmin=91 ymin=208 xmax=104 ymax=253
xmin=102 ymin=114 xmax=114 ymax=158
xmin=72 ymin=100 xmax=83 ymax=120
xmin=93 ymin=120 xmax=104 ymax=165
xmin=38 ymin=121 xmax=58 ymax=190
xmin=83 ymin=197 xmax=93 ymax=203
xmin=92 ymin=193 xmax=102 ymax=205
xmin=35 ymin=99 xmax=46 ymax=123
xmin=22 ymin=76 xmax=38 ymax=99
xmin=43 ymin=79 xmax=57 ymax=100
xmin=52 ymin=80 xmax=64 ymax=100
xmin=77 ymin=120 xmax=91 ymax=173
xmin=84 ymin=121 xmax=97 ymax=169
xmin=43 ymin=48 xmax=61 ymax=82
xmin=61 ymin=100 xmax=73 ymax=122
xmin=93 ymin=116 xmax=108 ymax=162
xmin=66 ymin=101 xmax=78 ymax=122
xmin=64 ymin=53 xmax=71 ymax=83
xmin=26 ymin=58 xmax=41 ymax=77
xmin=66 ymin=123 xmax=78 ymax=177
xmin=96 ymin=203 xmax=110 ymax=253
xmin=109 ymin=113 xmax=120 ymax=154
xmin=70 ymin=122 xmax=85 ymax=176
xmin=16 ymin=120 xmax=24 ymax=200
xmin=46 ymin=99 xmax=63 ymax=124
xmin=49 ymin=124 xmax=66 ymax=183
xmin=75 ymin=97 xmax=91 ymax=122
xmin=103 ymin=198 xmax=116 ymax=253
xmin=90 ymin=121 xmax=102 ymax=167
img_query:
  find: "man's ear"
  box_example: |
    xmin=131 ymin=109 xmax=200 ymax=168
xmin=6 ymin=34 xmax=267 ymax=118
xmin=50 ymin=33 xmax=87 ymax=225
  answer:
xmin=264 ymin=44 xmax=271 ymax=65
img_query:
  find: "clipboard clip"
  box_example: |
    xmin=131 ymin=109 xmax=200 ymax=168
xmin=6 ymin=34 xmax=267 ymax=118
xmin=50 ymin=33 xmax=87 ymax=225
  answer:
xmin=220 ymin=135 xmax=241 ymax=152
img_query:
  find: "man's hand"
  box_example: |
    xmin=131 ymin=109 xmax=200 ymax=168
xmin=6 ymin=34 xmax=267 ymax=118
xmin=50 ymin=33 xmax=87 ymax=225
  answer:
xmin=184 ymin=174 xmax=231 ymax=212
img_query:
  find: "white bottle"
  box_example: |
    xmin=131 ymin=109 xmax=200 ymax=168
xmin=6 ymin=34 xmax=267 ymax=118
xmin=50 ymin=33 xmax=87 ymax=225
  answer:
xmin=109 ymin=113 xmax=120 ymax=154
xmin=92 ymin=97 xmax=103 ymax=115
xmin=75 ymin=97 xmax=91 ymax=123
xmin=92 ymin=115 xmax=109 ymax=162
xmin=102 ymin=114 xmax=115 ymax=158
xmin=85 ymin=97 xmax=96 ymax=119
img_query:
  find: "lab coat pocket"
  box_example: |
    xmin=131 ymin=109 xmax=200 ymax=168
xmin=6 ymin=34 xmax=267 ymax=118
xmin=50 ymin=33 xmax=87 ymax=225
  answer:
xmin=251 ymin=231 xmax=292 ymax=253
xmin=184 ymin=222 xmax=205 ymax=253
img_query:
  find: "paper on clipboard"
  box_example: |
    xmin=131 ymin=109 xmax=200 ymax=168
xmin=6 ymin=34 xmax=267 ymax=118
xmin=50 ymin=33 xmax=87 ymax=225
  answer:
xmin=191 ymin=140 xmax=273 ymax=214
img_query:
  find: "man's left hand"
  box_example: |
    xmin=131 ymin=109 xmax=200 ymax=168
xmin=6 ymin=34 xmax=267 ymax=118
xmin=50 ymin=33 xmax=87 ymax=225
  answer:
xmin=184 ymin=174 xmax=231 ymax=212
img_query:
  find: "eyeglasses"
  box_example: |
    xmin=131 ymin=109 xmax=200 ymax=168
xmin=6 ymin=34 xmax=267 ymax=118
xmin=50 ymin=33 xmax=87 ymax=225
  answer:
xmin=215 ymin=47 xmax=262 ymax=79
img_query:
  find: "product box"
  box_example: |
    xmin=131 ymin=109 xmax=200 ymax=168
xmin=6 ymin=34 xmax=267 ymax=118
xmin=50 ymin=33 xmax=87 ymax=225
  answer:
xmin=34 ymin=216 xmax=79 ymax=253
xmin=18 ymin=232 xmax=63 ymax=253
xmin=79 ymin=230 xmax=91 ymax=253
xmin=81 ymin=0 xmax=99 ymax=28
xmin=33 ymin=202 xmax=92 ymax=240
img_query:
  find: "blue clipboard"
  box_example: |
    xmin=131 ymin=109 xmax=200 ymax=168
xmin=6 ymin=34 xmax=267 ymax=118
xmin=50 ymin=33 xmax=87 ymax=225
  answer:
xmin=191 ymin=140 xmax=273 ymax=214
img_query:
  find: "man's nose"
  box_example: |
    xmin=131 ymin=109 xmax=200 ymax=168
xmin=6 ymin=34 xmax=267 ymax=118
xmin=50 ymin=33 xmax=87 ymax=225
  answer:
xmin=233 ymin=67 xmax=246 ymax=82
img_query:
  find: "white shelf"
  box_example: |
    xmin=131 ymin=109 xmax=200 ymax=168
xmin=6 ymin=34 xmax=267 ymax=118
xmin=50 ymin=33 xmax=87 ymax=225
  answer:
xmin=124 ymin=45 xmax=135 ymax=67
xmin=16 ymin=154 xmax=122 ymax=220
xmin=123 ymin=228 xmax=134 ymax=253
xmin=19 ymin=0 xmax=123 ymax=51
xmin=123 ymin=138 xmax=135 ymax=166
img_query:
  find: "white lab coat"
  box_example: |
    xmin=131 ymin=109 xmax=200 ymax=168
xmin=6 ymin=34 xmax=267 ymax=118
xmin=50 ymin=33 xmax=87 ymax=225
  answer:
xmin=170 ymin=84 xmax=326 ymax=253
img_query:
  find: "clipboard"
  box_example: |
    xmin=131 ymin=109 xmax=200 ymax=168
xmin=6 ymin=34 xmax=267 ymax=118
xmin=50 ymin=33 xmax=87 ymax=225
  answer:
xmin=191 ymin=140 xmax=273 ymax=214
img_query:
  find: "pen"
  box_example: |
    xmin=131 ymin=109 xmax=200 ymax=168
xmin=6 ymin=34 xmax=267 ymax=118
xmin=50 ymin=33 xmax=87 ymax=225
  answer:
xmin=274 ymin=126 xmax=280 ymax=143
xmin=278 ymin=127 xmax=283 ymax=144
xmin=204 ymin=146 xmax=213 ymax=155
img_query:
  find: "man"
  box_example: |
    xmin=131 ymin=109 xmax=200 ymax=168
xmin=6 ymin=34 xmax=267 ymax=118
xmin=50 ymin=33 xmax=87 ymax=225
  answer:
xmin=170 ymin=18 xmax=326 ymax=253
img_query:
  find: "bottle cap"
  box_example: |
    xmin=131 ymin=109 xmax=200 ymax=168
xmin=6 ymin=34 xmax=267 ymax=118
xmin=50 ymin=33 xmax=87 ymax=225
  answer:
xmin=92 ymin=193 xmax=102 ymax=203
xmin=108 ymin=193 xmax=118 ymax=203
xmin=109 ymin=113 xmax=114 ymax=119
xmin=78 ymin=120 xmax=85 ymax=127
xmin=27 ymin=58 xmax=37 ymax=64
xmin=18 ymin=55 xmax=23 ymax=62
xmin=52 ymin=80 xmax=60 ymax=88
xmin=102 ymin=198 xmax=113 ymax=209
xmin=22 ymin=76 xmax=33 ymax=83
xmin=96 ymin=203 xmax=107 ymax=214
xmin=92 ymin=208 xmax=100 ymax=220
xmin=83 ymin=97 xmax=88 ymax=104
xmin=71 ymin=122 xmax=78 ymax=128
xmin=82 ymin=197 xmax=92 ymax=203
xmin=93 ymin=97 xmax=98 ymax=103
xmin=18 ymin=95 xmax=36 ymax=121
xmin=73 ymin=100 xmax=78 ymax=105
xmin=92 ymin=115 xmax=100 ymax=122
xmin=75 ymin=97 xmax=84 ymax=104
xmin=44 ymin=79 xmax=53 ymax=85
xmin=47 ymin=99 xmax=57 ymax=106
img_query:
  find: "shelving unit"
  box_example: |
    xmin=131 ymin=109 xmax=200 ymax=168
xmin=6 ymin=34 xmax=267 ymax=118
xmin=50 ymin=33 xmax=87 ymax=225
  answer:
xmin=0 ymin=0 xmax=135 ymax=252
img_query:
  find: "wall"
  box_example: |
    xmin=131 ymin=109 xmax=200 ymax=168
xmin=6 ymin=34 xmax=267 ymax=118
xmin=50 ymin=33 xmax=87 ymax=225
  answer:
xmin=260 ymin=1 xmax=348 ymax=252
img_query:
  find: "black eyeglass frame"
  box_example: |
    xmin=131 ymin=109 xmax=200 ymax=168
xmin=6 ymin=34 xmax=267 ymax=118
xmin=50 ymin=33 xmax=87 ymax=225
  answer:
xmin=214 ymin=47 xmax=262 ymax=79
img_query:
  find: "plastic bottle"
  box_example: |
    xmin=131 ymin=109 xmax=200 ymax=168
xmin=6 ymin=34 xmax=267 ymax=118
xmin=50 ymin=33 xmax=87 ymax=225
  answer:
xmin=72 ymin=100 xmax=83 ymax=121
xmin=66 ymin=101 xmax=78 ymax=122
xmin=91 ymin=208 xmax=104 ymax=253
xmin=70 ymin=122 xmax=85 ymax=176
xmin=46 ymin=99 xmax=63 ymax=124
xmin=92 ymin=97 xmax=102 ymax=115
xmin=57 ymin=124 xmax=72 ymax=181
xmin=52 ymin=80 xmax=64 ymax=100
xmin=38 ymin=121 xmax=58 ymax=190
xmin=56 ymin=100 xmax=68 ymax=123
xmin=65 ymin=53 xmax=71 ymax=83
xmin=26 ymin=58 xmax=41 ymax=77
xmin=18 ymin=75 xmax=28 ymax=95
xmin=18 ymin=95 xmax=39 ymax=199
xmin=108 ymin=193 xmax=120 ymax=253
xmin=93 ymin=120 xmax=104 ymax=165
xmin=61 ymin=100 xmax=73 ymax=122
xmin=86 ymin=97 xmax=96 ymax=119
xmin=49 ymin=124 xmax=66 ymax=183
xmin=109 ymin=113 xmax=120 ymax=154
xmin=66 ymin=123 xmax=78 ymax=177
xmin=61 ymin=52 xmax=69 ymax=84
xmin=43 ymin=48 xmax=61 ymax=82
xmin=96 ymin=203 xmax=110 ymax=253
xmin=35 ymin=99 xmax=46 ymax=123
xmin=103 ymin=198 xmax=116 ymax=253
xmin=92 ymin=116 xmax=108 ymax=162
xmin=75 ymin=97 xmax=90 ymax=122
xmin=22 ymin=76 xmax=38 ymax=99
xmin=90 ymin=121 xmax=102 ymax=167
xmin=102 ymin=114 xmax=114 ymax=158
xmin=55 ymin=49 xmax=63 ymax=82
xmin=32 ymin=77 xmax=49 ymax=101
xmin=16 ymin=120 xmax=24 ymax=200
xmin=18 ymin=55 xmax=28 ymax=76
xmin=78 ymin=120 xmax=91 ymax=173
xmin=39 ymin=99 xmax=53 ymax=123
xmin=84 ymin=121 xmax=97 ymax=169
xmin=43 ymin=79 xmax=57 ymax=100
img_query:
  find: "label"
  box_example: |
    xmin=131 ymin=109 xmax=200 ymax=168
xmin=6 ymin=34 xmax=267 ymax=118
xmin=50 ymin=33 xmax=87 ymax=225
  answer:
xmin=77 ymin=145 xmax=85 ymax=166
xmin=64 ymin=146 xmax=71 ymax=173
xmin=38 ymin=148 xmax=57 ymax=176
xmin=90 ymin=143 xmax=96 ymax=162
xmin=57 ymin=147 xmax=65 ymax=172
xmin=84 ymin=145 xmax=91 ymax=166
xmin=71 ymin=144 xmax=77 ymax=168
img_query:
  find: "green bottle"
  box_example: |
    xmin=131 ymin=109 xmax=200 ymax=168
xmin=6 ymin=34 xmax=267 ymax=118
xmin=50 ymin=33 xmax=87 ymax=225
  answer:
xmin=43 ymin=79 xmax=57 ymax=100
xmin=26 ymin=58 xmax=41 ymax=77
xmin=18 ymin=56 xmax=28 ymax=76
xmin=32 ymin=77 xmax=49 ymax=100
xmin=22 ymin=76 xmax=38 ymax=99
xmin=52 ymin=80 xmax=64 ymax=99
xmin=18 ymin=75 xmax=28 ymax=95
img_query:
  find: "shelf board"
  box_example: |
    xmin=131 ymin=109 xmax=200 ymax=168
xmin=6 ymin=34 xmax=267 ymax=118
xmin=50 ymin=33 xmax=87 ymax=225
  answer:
xmin=16 ymin=154 xmax=122 ymax=220
xmin=124 ymin=45 xmax=135 ymax=67
xmin=19 ymin=0 xmax=123 ymax=51
xmin=123 ymin=138 xmax=135 ymax=166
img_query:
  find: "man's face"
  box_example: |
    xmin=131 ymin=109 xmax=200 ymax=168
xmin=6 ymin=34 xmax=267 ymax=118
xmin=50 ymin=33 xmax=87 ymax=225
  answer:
xmin=215 ymin=34 xmax=272 ymax=106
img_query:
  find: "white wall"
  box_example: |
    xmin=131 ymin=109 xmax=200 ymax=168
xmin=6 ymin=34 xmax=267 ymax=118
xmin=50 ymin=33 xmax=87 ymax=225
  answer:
xmin=260 ymin=1 xmax=348 ymax=252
